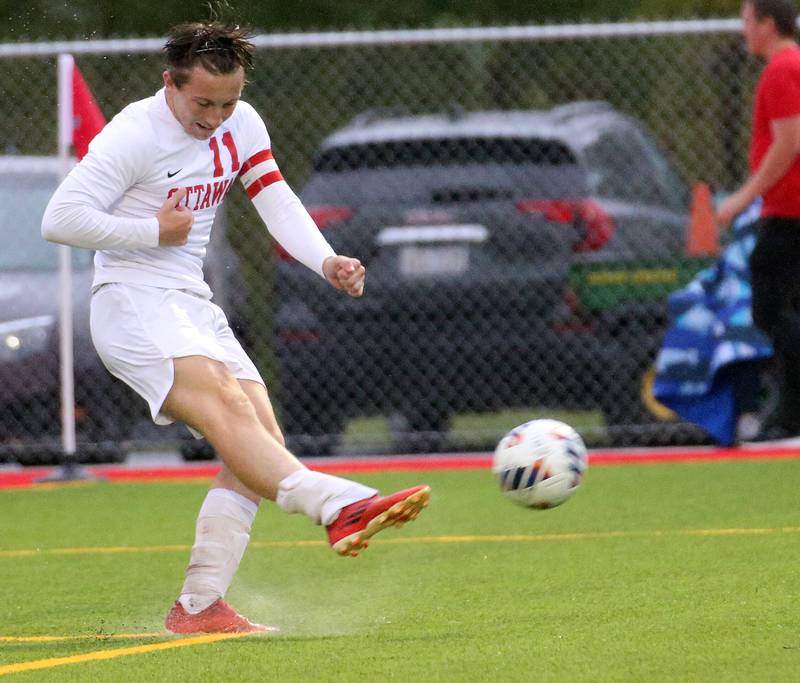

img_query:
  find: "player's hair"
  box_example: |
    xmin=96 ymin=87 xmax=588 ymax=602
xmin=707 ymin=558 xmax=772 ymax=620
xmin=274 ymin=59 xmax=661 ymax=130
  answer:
xmin=747 ymin=0 xmax=798 ymax=37
xmin=164 ymin=21 xmax=255 ymax=88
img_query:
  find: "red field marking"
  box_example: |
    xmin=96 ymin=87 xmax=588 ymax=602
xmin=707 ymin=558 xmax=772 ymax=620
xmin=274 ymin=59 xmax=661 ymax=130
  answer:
xmin=0 ymin=445 xmax=798 ymax=490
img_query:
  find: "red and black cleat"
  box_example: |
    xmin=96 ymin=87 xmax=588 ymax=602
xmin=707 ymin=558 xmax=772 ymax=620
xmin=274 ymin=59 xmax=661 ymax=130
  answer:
xmin=326 ymin=485 xmax=431 ymax=557
xmin=165 ymin=599 xmax=278 ymax=634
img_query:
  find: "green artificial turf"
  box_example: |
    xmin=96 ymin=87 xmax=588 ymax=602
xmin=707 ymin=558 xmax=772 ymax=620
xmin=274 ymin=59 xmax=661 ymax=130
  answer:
xmin=0 ymin=460 xmax=798 ymax=681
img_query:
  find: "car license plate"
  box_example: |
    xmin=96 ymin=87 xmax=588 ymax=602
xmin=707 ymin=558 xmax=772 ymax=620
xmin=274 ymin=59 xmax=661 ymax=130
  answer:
xmin=399 ymin=245 xmax=469 ymax=276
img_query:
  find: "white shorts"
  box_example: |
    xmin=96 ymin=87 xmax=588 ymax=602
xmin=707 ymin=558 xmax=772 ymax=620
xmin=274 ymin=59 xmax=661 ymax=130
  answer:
xmin=90 ymin=283 xmax=264 ymax=430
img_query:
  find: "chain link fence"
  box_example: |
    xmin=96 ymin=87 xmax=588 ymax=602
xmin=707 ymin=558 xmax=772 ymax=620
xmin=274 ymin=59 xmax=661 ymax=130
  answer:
xmin=0 ymin=20 xmax=765 ymax=461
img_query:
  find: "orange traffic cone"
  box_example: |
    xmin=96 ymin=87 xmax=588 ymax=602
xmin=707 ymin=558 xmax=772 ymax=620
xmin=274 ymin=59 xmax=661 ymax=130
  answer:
xmin=685 ymin=181 xmax=720 ymax=256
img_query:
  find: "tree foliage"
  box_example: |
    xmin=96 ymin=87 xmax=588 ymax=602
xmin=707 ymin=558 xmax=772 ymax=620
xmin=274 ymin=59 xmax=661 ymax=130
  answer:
xmin=1 ymin=0 xmax=744 ymax=42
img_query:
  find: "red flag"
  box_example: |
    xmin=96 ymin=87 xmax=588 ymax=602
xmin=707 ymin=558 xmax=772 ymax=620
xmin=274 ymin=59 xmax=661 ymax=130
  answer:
xmin=71 ymin=65 xmax=106 ymax=160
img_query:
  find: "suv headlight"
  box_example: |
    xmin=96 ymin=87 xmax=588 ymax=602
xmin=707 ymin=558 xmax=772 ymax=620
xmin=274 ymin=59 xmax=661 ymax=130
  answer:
xmin=0 ymin=315 xmax=55 ymax=362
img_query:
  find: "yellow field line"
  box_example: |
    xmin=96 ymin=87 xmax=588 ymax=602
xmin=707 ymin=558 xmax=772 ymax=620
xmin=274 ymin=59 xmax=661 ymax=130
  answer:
xmin=0 ymin=544 xmax=191 ymax=558
xmin=0 ymin=633 xmax=166 ymax=643
xmin=1 ymin=526 xmax=798 ymax=560
xmin=0 ymin=632 xmax=252 ymax=677
xmin=14 ymin=477 xmax=217 ymax=493
xmin=20 ymin=482 xmax=97 ymax=492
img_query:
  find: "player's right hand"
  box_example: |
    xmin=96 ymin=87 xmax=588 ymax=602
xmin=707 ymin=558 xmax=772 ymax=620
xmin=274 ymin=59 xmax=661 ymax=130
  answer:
xmin=157 ymin=188 xmax=194 ymax=246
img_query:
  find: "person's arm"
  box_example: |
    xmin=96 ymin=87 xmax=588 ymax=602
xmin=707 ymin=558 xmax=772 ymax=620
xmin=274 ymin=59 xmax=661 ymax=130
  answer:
xmin=237 ymin=104 xmax=365 ymax=296
xmin=248 ymin=180 xmax=365 ymax=296
xmin=248 ymin=175 xmax=335 ymax=277
xmin=716 ymin=115 xmax=800 ymax=226
xmin=41 ymin=116 xmax=161 ymax=250
xmin=41 ymin=180 xmax=160 ymax=250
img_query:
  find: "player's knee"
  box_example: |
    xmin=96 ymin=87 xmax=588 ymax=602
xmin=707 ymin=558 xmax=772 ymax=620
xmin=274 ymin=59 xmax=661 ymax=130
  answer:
xmin=267 ymin=425 xmax=286 ymax=448
xmin=214 ymin=378 xmax=258 ymax=424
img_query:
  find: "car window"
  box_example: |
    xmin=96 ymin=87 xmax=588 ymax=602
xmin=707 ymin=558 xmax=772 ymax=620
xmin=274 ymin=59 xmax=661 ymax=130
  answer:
xmin=632 ymin=130 xmax=690 ymax=211
xmin=585 ymin=130 xmax=688 ymax=210
xmin=0 ymin=177 xmax=92 ymax=270
xmin=304 ymin=137 xmax=587 ymax=205
xmin=314 ymin=137 xmax=577 ymax=171
xmin=584 ymin=132 xmax=653 ymax=202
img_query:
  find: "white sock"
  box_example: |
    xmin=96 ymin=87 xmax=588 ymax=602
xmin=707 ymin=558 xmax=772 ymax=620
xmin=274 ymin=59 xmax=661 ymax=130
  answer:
xmin=178 ymin=488 xmax=259 ymax=614
xmin=276 ymin=469 xmax=377 ymax=526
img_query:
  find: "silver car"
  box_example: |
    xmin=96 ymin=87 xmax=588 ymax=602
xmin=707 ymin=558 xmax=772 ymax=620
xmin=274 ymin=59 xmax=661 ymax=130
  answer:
xmin=1 ymin=156 xmax=246 ymax=464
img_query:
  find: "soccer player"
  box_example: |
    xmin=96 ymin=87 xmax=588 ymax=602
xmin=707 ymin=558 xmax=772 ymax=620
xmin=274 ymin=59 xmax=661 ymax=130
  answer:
xmin=41 ymin=21 xmax=430 ymax=634
xmin=716 ymin=0 xmax=800 ymax=441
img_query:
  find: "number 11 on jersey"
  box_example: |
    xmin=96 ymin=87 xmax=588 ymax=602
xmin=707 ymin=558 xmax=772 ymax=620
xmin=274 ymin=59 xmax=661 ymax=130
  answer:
xmin=209 ymin=132 xmax=240 ymax=177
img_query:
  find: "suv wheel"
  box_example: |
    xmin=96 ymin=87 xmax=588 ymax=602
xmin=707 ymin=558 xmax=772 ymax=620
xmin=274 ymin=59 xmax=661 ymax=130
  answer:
xmin=281 ymin=404 xmax=344 ymax=457
xmin=180 ymin=439 xmax=217 ymax=461
xmin=390 ymin=406 xmax=450 ymax=454
xmin=598 ymin=341 xmax=656 ymax=429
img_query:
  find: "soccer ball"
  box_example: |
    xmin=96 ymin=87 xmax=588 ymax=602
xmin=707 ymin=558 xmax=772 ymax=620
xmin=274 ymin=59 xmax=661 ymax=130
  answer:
xmin=493 ymin=419 xmax=588 ymax=509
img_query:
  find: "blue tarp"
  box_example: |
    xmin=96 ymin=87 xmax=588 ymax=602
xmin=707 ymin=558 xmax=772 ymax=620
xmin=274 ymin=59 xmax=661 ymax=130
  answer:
xmin=653 ymin=200 xmax=773 ymax=445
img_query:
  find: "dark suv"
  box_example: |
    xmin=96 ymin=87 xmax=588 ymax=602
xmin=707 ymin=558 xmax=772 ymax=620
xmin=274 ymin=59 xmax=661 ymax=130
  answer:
xmin=274 ymin=102 xmax=693 ymax=453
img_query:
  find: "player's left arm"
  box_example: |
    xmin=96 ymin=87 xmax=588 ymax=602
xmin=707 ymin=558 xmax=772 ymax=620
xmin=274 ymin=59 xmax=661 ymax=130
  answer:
xmin=248 ymin=178 xmax=365 ymax=297
xmin=321 ymin=254 xmax=365 ymax=297
xmin=237 ymin=105 xmax=365 ymax=297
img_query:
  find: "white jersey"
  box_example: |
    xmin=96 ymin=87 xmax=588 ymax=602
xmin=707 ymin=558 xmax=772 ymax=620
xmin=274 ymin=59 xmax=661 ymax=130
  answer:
xmin=42 ymin=87 xmax=334 ymax=298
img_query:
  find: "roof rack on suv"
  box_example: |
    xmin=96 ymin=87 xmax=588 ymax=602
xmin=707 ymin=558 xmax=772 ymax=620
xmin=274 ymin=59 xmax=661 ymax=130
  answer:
xmin=548 ymin=100 xmax=615 ymax=121
xmin=347 ymin=107 xmax=413 ymax=128
xmin=446 ymin=101 xmax=467 ymax=121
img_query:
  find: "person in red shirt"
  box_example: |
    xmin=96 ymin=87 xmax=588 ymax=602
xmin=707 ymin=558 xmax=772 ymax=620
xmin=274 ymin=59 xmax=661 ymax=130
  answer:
xmin=717 ymin=0 xmax=800 ymax=441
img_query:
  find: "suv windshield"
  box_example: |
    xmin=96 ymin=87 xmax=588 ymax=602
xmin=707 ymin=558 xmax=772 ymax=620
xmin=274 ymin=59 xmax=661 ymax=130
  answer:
xmin=0 ymin=177 xmax=92 ymax=270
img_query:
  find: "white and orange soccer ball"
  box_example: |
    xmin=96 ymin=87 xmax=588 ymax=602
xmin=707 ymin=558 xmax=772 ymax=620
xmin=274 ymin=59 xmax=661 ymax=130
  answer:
xmin=492 ymin=419 xmax=588 ymax=509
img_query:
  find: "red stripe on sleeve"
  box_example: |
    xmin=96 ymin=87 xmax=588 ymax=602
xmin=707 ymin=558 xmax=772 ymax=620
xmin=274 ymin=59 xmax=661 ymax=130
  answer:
xmin=246 ymin=170 xmax=285 ymax=198
xmin=239 ymin=149 xmax=274 ymax=176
